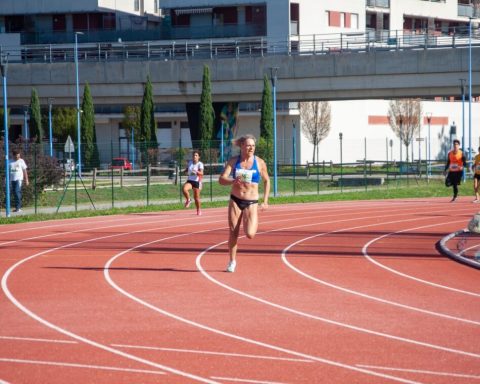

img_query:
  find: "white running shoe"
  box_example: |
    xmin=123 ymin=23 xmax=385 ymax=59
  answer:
xmin=226 ymin=260 xmax=236 ymax=273
xmin=184 ymin=199 xmax=191 ymax=208
xmin=197 ymin=209 xmax=202 ymax=216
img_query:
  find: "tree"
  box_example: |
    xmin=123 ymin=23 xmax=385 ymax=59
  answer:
xmin=258 ymin=75 xmax=273 ymax=166
xmin=52 ymin=107 xmax=77 ymax=143
xmin=199 ymin=65 xmax=215 ymax=159
xmin=29 ymin=88 xmax=43 ymax=144
xmin=388 ymin=99 xmax=422 ymax=163
xmin=122 ymin=105 xmax=141 ymax=142
xmin=0 ymin=138 xmax=64 ymax=208
xmin=140 ymin=76 xmax=157 ymax=149
xmin=0 ymin=107 xmax=10 ymax=137
xmin=299 ymin=101 xmax=331 ymax=163
xmin=80 ymin=82 xmax=99 ymax=170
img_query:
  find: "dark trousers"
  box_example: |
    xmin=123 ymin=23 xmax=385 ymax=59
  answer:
xmin=448 ymin=171 xmax=462 ymax=198
xmin=11 ymin=180 xmax=22 ymax=210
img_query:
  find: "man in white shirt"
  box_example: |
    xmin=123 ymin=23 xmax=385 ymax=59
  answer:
xmin=10 ymin=150 xmax=29 ymax=212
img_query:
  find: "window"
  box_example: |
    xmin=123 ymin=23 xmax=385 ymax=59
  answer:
xmin=134 ymin=0 xmax=139 ymax=12
xmin=340 ymin=12 xmax=345 ymax=27
xmin=154 ymin=0 xmax=158 ymax=13
xmin=351 ymin=13 xmax=359 ymax=29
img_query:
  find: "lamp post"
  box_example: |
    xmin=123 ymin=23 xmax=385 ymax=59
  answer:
xmin=426 ymin=113 xmax=432 ymax=176
xmin=450 ymin=122 xmax=457 ymax=143
xmin=468 ymin=18 xmax=473 ymax=166
xmin=339 ymin=132 xmax=343 ymax=193
xmin=399 ymin=116 xmax=403 ymax=166
xmin=460 ymin=79 xmax=466 ymax=153
xmin=1 ymin=53 xmax=10 ymax=217
xmin=220 ymin=120 xmax=224 ymax=163
xmin=270 ymin=67 xmax=278 ymax=196
xmin=23 ymin=105 xmax=29 ymax=141
xmin=75 ymin=31 xmax=84 ymax=176
xmin=48 ymin=97 xmax=53 ymax=157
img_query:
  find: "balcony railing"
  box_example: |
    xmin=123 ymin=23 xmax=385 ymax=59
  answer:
xmin=3 ymin=28 xmax=479 ymax=64
xmin=366 ymin=0 xmax=390 ymax=8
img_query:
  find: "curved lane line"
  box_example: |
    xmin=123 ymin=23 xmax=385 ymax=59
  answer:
xmin=105 ymin=233 xmax=424 ymax=384
xmin=1 ymin=219 xmax=229 ymax=384
xmin=281 ymin=218 xmax=480 ymax=325
xmin=362 ymin=223 xmax=480 ymax=297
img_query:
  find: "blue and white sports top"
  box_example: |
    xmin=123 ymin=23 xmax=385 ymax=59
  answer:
xmin=233 ymin=156 xmax=260 ymax=184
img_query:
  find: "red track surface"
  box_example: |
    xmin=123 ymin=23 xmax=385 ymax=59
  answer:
xmin=1 ymin=198 xmax=479 ymax=384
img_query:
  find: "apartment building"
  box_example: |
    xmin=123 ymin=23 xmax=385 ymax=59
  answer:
xmin=0 ymin=0 xmax=162 ymax=44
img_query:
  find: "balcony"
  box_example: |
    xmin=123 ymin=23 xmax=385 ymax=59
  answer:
xmin=366 ymin=0 xmax=390 ymax=8
xmin=458 ymin=3 xmax=480 ymax=17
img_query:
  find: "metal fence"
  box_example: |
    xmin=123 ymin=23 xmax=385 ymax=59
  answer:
xmin=2 ymin=27 xmax=479 ymax=64
xmin=0 ymin=137 xmax=458 ymax=217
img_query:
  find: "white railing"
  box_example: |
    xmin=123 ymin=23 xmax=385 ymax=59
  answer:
xmin=1 ymin=28 xmax=479 ymax=64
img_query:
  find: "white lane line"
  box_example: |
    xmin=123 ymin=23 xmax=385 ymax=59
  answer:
xmin=196 ymin=238 xmax=480 ymax=360
xmin=211 ymin=376 xmax=289 ymax=384
xmin=281 ymin=217 xmax=480 ymax=325
xmin=2 ymin=218 xmax=231 ymax=384
xmin=112 ymin=344 xmax=313 ymax=363
xmin=1 ymin=202 xmax=457 ymax=384
xmin=0 ymin=379 xmax=10 ymax=384
xmin=104 ymin=256 xmax=418 ymax=383
xmin=0 ymin=336 xmax=76 ymax=344
xmin=362 ymin=222 xmax=480 ymax=297
xmin=0 ymin=357 xmax=165 ymax=375
xmin=0 ymin=212 xmax=225 ymax=248
xmin=357 ymin=364 xmax=480 ymax=380
xmin=106 ymin=242 xmax=423 ymax=384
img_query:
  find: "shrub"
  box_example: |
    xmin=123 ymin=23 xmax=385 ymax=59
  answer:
xmin=0 ymin=139 xmax=64 ymax=208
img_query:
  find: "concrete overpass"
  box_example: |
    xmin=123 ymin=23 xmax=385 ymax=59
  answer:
xmin=2 ymin=45 xmax=480 ymax=107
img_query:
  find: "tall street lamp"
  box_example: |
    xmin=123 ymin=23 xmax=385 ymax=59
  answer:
xmin=23 ymin=105 xmax=29 ymax=141
xmin=460 ymin=78 xmax=466 ymax=154
xmin=270 ymin=67 xmax=278 ymax=196
xmin=75 ymin=31 xmax=84 ymax=176
xmin=1 ymin=53 xmax=11 ymax=217
xmin=48 ymin=97 xmax=54 ymax=157
xmin=339 ymin=132 xmax=343 ymax=193
xmin=468 ymin=18 xmax=473 ymax=166
xmin=426 ymin=112 xmax=432 ymax=176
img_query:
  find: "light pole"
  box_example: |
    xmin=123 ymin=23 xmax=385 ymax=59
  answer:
xmin=220 ymin=120 xmax=224 ymax=163
xmin=270 ymin=67 xmax=278 ymax=196
xmin=48 ymin=97 xmax=54 ymax=157
xmin=1 ymin=53 xmax=11 ymax=217
xmin=23 ymin=105 xmax=29 ymax=141
xmin=460 ymin=79 xmax=466 ymax=154
xmin=468 ymin=17 xmax=473 ymax=166
xmin=339 ymin=132 xmax=343 ymax=192
xmin=75 ymin=31 xmax=84 ymax=176
xmin=426 ymin=112 xmax=432 ymax=176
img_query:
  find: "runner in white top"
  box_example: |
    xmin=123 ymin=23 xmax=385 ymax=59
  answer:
xmin=182 ymin=150 xmax=204 ymax=215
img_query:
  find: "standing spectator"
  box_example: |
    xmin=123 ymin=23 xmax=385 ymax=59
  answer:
xmin=10 ymin=149 xmax=29 ymax=212
xmin=444 ymin=139 xmax=466 ymax=202
xmin=182 ymin=150 xmax=204 ymax=216
xmin=218 ymin=134 xmax=270 ymax=273
xmin=472 ymin=146 xmax=480 ymax=203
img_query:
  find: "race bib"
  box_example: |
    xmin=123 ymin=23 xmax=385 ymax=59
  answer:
xmin=236 ymin=168 xmax=254 ymax=183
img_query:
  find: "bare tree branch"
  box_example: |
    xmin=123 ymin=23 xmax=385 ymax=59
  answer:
xmin=300 ymin=101 xmax=331 ymax=162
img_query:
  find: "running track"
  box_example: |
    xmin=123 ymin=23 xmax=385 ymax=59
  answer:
xmin=0 ymin=198 xmax=479 ymax=384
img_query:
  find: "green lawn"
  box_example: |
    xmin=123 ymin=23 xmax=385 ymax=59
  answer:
xmin=0 ymin=176 xmax=472 ymax=225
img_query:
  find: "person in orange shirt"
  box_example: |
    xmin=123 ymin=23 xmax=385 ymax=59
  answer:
xmin=444 ymin=139 xmax=466 ymax=202
xmin=471 ymin=146 xmax=480 ymax=203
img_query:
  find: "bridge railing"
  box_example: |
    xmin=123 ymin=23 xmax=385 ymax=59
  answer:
xmin=2 ymin=28 xmax=479 ymax=64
